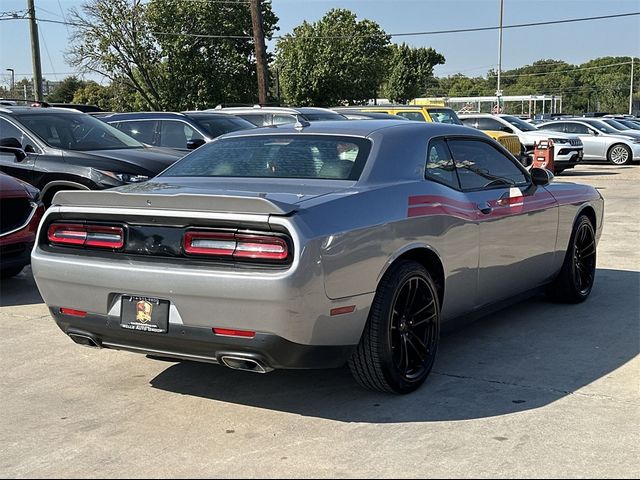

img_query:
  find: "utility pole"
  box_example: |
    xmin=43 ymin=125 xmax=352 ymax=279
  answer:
xmin=249 ymin=0 xmax=268 ymax=105
xmin=6 ymin=68 xmax=15 ymax=94
xmin=27 ymin=0 xmax=43 ymax=101
xmin=495 ymin=0 xmax=504 ymax=113
xmin=630 ymin=57 xmax=635 ymax=115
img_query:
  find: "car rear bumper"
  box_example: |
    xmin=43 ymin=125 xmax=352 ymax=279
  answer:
xmin=53 ymin=310 xmax=356 ymax=370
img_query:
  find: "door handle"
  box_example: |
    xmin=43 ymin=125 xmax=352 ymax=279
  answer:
xmin=477 ymin=202 xmax=493 ymax=215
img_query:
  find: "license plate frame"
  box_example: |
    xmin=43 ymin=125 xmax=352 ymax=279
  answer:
xmin=120 ymin=295 xmax=169 ymax=333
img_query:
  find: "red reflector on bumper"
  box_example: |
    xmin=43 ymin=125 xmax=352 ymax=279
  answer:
xmin=60 ymin=308 xmax=87 ymax=317
xmin=213 ymin=328 xmax=256 ymax=338
xmin=330 ymin=305 xmax=356 ymax=316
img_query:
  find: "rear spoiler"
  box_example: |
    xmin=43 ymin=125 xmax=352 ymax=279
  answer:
xmin=51 ymin=190 xmax=297 ymax=215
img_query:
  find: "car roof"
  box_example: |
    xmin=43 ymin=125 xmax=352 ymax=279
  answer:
xmin=213 ymin=106 xmax=340 ymax=115
xmin=0 ymin=106 xmax=85 ymax=115
xmin=219 ymin=119 xmax=476 ymax=139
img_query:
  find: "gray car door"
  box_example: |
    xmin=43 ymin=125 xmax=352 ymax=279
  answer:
xmin=447 ymin=137 xmax=559 ymax=305
xmin=563 ymin=122 xmax=605 ymax=160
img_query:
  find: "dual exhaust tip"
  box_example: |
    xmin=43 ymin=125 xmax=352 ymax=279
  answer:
xmin=67 ymin=332 xmax=272 ymax=374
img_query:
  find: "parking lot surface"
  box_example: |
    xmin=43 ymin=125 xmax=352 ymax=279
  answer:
xmin=1 ymin=163 xmax=638 ymax=478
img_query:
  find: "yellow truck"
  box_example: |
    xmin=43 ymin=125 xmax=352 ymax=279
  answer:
xmin=338 ymin=105 xmax=524 ymax=160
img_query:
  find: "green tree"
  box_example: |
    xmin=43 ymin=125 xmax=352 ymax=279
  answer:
xmin=276 ymin=9 xmax=390 ymax=106
xmin=46 ymin=76 xmax=87 ymax=103
xmin=383 ymin=43 xmax=444 ymax=104
xmin=68 ymin=0 xmax=278 ymax=110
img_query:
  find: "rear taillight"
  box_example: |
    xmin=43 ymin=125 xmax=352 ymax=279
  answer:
xmin=48 ymin=223 xmax=124 ymax=249
xmin=183 ymin=231 xmax=289 ymax=262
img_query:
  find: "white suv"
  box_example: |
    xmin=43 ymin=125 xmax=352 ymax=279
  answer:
xmin=460 ymin=114 xmax=584 ymax=173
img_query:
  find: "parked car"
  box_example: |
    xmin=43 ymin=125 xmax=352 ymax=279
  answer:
xmin=331 ymin=109 xmax=409 ymax=120
xmin=32 ymin=120 xmax=603 ymax=394
xmin=100 ymin=112 xmax=255 ymax=151
xmin=537 ymin=119 xmax=640 ymax=165
xmin=49 ymin=103 xmax=104 ymax=113
xmin=0 ymin=106 xmax=184 ymax=206
xmin=349 ymin=105 xmax=525 ymax=161
xmin=460 ymin=114 xmax=584 ymax=173
xmin=213 ymin=106 xmax=347 ymax=126
xmin=599 ymin=118 xmax=640 ymax=134
xmin=0 ymin=172 xmax=44 ymax=278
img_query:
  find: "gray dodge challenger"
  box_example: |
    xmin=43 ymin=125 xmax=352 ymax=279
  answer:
xmin=31 ymin=120 xmax=604 ymax=394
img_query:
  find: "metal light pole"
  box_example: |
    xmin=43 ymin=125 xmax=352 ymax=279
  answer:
xmin=6 ymin=68 xmax=15 ymax=94
xmin=495 ymin=0 xmax=504 ymax=113
xmin=630 ymin=57 xmax=635 ymax=115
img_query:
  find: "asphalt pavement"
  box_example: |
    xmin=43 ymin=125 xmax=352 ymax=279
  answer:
xmin=0 ymin=163 xmax=638 ymax=478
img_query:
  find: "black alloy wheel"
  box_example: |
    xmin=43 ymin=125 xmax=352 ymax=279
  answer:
xmin=349 ymin=260 xmax=441 ymax=394
xmin=547 ymin=214 xmax=597 ymax=303
xmin=389 ymin=276 xmax=439 ymax=381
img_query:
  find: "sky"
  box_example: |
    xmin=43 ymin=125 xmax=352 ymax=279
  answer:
xmin=0 ymin=0 xmax=638 ymax=88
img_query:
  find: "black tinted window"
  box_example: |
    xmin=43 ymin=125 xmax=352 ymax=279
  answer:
xmin=396 ymin=111 xmax=426 ymax=121
xmin=115 ymin=120 xmax=157 ymax=144
xmin=448 ymin=139 xmax=528 ymax=190
xmin=538 ymin=123 xmax=566 ymax=133
xmin=475 ymin=118 xmax=505 ymax=131
xmin=564 ymin=123 xmax=590 ymax=134
xmin=425 ymin=139 xmax=459 ymax=189
xmin=163 ymin=135 xmax=371 ymax=180
xmin=159 ymin=121 xmax=203 ymax=149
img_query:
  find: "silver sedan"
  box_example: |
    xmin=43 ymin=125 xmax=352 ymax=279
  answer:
xmin=538 ymin=119 xmax=640 ymax=165
xmin=32 ymin=121 xmax=604 ymax=394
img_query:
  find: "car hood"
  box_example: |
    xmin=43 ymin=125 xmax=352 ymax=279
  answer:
xmin=0 ymin=173 xmax=39 ymax=199
xmin=61 ymin=147 xmax=184 ymax=176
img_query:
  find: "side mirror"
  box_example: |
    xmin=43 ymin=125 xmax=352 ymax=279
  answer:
xmin=589 ymin=129 xmax=599 ymax=136
xmin=531 ymin=167 xmax=554 ymax=186
xmin=186 ymin=138 xmax=206 ymax=150
xmin=501 ymin=126 xmax=514 ymax=134
xmin=0 ymin=137 xmax=26 ymax=161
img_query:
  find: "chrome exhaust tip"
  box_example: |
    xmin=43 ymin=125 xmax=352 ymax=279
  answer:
xmin=220 ymin=355 xmax=271 ymax=374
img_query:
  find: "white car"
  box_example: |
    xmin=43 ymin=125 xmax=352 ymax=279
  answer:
xmin=537 ymin=119 xmax=640 ymax=165
xmin=460 ymin=114 xmax=584 ymax=173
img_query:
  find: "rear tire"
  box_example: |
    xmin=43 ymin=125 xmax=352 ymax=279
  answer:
xmin=607 ymin=144 xmax=632 ymax=165
xmin=348 ymin=260 xmax=440 ymax=394
xmin=547 ymin=215 xmax=596 ymax=303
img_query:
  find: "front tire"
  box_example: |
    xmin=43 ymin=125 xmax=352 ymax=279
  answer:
xmin=348 ymin=260 xmax=440 ymax=394
xmin=547 ymin=215 xmax=596 ymax=303
xmin=607 ymin=144 xmax=632 ymax=165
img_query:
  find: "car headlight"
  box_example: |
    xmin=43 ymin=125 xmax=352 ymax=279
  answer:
xmin=97 ymin=170 xmax=149 ymax=183
xmin=550 ymin=138 xmax=569 ymax=144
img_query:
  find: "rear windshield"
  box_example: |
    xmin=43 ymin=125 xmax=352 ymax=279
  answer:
xmin=427 ymin=108 xmax=462 ymax=125
xmin=162 ymin=134 xmax=371 ymax=180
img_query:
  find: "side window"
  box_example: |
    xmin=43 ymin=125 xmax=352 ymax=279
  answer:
xmin=158 ymin=121 xmax=202 ymax=149
xmin=539 ymin=123 xmax=565 ymax=133
xmin=448 ymin=138 xmax=528 ymax=190
xmin=564 ymin=123 xmax=590 ymax=134
xmin=460 ymin=118 xmax=479 ymax=128
xmin=0 ymin=118 xmax=39 ymax=152
xmin=476 ymin=118 xmax=505 ymax=131
xmin=238 ymin=114 xmax=270 ymax=126
xmin=396 ymin=111 xmax=426 ymax=122
xmin=425 ymin=138 xmax=459 ymax=190
xmin=115 ymin=120 xmax=157 ymax=145
xmin=272 ymin=114 xmax=296 ymax=126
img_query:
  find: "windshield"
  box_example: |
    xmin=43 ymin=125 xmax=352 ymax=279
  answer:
xmin=583 ymin=120 xmax=619 ymax=134
xmin=15 ymin=112 xmax=143 ymax=150
xmin=188 ymin=114 xmax=255 ymax=138
xmin=162 ymin=135 xmax=371 ymax=180
xmin=502 ymin=115 xmax=537 ymax=132
xmin=619 ymin=120 xmax=640 ymax=130
xmin=302 ymin=112 xmax=346 ymax=122
xmin=427 ymin=108 xmax=462 ymax=125
xmin=602 ymin=119 xmax=630 ymax=130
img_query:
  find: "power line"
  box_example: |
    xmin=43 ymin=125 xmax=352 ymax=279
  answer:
xmin=3 ymin=11 xmax=638 ymax=40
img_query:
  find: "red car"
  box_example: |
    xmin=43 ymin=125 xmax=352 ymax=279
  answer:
xmin=1 ymin=172 xmax=44 ymax=278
